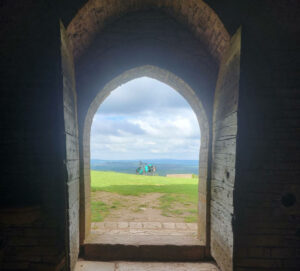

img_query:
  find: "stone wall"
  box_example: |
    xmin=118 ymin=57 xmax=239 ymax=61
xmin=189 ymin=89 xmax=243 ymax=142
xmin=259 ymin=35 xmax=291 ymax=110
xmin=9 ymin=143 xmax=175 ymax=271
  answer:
xmin=0 ymin=2 xmax=68 ymax=270
xmin=67 ymin=0 xmax=230 ymax=62
xmin=60 ymin=23 xmax=80 ymax=271
xmin=211 ymin=28 xmax=241 ymax=271
xmin=0 ymin=207 xmax=65 ymax=271
xmin=233 ymin=3 xmax=300 ymax=269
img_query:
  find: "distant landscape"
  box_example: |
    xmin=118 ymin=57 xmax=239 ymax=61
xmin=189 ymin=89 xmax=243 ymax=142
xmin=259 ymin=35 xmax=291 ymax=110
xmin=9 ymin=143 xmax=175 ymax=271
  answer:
xmin=91 ymin=159 xmax=199 ymax=176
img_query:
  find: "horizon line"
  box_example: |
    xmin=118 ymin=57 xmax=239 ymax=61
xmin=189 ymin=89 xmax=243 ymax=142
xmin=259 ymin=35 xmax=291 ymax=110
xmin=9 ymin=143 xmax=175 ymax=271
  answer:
xmin=91 ymin=158 xmax=199 ymax=161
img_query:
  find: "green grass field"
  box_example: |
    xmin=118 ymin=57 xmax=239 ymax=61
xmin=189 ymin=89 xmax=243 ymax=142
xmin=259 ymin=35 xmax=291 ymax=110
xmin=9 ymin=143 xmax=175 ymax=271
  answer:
xmin=91 ymin=171 xmax=198 ymax=223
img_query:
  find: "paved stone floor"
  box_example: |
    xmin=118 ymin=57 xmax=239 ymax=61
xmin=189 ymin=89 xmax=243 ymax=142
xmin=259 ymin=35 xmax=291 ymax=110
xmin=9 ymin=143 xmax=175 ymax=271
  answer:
xmin=92 ymin=222 xmax=198 ymax=232
xmin=89 ymin=222 xmax=202 ymax=246
xmin=75 ymin=260 xmax=220 ymax=271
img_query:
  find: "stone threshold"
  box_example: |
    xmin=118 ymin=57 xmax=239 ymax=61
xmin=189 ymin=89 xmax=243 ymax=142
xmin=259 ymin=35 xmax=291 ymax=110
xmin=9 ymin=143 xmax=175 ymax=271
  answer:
xmin=75 ymin=260 xmax=220 ymax=271
xmin=89 ymin=221 xmax=202 ymax=246
xmin=82 ymin=222 xmax=207 ymax=261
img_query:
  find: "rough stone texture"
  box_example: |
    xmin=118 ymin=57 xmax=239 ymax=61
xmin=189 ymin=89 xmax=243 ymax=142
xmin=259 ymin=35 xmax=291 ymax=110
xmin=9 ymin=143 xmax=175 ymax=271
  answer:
xmin=75 ymin=260 xmax=219 ymax=271
xmin=116 ymin=262 xmax=219 ymax=271
xmin=233 ymin=2 xmax=300 ymax=270
xmin=0 ymin=207 xmax=65 ymax=271
xmin=66 ymin=0 xmax=230 ymax=62
xmin=61 ymin=22 xmax=81 ymax=271
xmin=210 ymin=28 xmax=241 ymax=271
xmin=84 ymin=222 xmax=203 ymax=261
xmin=83 ymin=243 xmax=206 ymax=262
xmin=0 ymin=2 xmax=68 ymax=270
xmin=91 ymin=221 xmax=198 ymax=239
xmin=75 ymin=260 xmax=115 ymax=271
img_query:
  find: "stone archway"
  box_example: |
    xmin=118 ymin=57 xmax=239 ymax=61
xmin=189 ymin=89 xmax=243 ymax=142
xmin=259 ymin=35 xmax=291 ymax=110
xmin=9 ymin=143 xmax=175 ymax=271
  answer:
xmin=65 ymin=1 xmax=240 ymax=270
xmin=81 ymin=65 xmax=210 ymax=246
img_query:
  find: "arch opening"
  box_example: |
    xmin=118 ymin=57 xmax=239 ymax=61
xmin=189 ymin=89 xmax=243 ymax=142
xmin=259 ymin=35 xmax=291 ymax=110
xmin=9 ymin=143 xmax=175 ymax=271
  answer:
xmin=81 ymin=66 xmax=210 ymax=247
xmin=64 ymin=2 xmax=238 ymax=268
xmin=89 ymin=76 xmax=201 ymax=239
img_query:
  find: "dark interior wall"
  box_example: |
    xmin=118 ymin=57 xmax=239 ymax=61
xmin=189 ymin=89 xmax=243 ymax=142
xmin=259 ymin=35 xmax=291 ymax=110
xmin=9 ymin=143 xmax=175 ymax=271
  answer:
xmin=0 ymin=1 xmax=63 ymax=209
xmin=234 ymin=2 xmax=300 ymax=270
xmin=0 ymin=2 xmax=67 ymax=270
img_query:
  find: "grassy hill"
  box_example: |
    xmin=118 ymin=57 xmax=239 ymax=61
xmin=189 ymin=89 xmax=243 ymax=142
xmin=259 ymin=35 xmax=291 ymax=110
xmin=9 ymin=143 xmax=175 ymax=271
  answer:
xmin=91 ymin=171 xmax=199 ymax=222
xmin=91 ymin=171 xmax=198 ymax=199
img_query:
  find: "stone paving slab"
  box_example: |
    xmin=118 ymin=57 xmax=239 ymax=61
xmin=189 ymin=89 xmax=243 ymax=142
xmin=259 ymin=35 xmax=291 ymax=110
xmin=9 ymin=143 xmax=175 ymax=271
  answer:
xmin=118 ymin=222 xmax=128 ymax=229
xmin=92 ymin=222 xmax=197 ymax=230
xmin=117 ymin=262 xmax=219 ymax=271
xmin=175 ymin=223 xmax=187 ymax=229
xmin=75 ymin=260 xmax=219 ymax=271
xmin=75 ymin=260 xmax=115 ymax=271
xmin=92 ymin=229 xmax=197 ymax=236
xmin=129 ymin=222 xmax=142 ymax=229
xmin=142 ymin=222 xmax=162 ymax=229
xmin=162 ymin=222 xmax=175 ymax=229
xmin=88 ymin=221 xmax=201 ymax=246
xmin=92 ymin=222 xmax=197 ymax=235
xmin=86 ymin=232 xmax=202 ymax=246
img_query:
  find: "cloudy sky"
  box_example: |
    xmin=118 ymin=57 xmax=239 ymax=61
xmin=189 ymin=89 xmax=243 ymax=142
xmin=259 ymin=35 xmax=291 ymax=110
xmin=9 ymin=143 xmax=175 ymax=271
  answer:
xmin=91 ymin=77 xmax=201 ymax=160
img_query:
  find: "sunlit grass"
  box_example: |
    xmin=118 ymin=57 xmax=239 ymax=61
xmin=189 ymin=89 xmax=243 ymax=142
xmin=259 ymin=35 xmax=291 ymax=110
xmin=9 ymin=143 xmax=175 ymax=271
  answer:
xmin=91 ymin=171 xmax=198 ymax=222
xmin=91 ymin=171 xmax=197 ymax=198
xmin=158 ymin=194 xmax=197 ymax=222
xmin=91 ymin=201 xmax=110 ymax=222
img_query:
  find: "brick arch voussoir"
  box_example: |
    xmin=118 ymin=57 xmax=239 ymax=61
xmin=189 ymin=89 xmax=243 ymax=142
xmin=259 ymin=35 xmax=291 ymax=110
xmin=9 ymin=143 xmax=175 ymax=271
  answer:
xmin=67 ymin=0 xmax=230 ymax=63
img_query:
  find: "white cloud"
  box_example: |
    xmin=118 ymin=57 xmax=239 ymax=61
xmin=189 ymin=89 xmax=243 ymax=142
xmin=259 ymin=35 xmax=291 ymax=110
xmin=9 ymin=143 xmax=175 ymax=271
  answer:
xmin=90 ymin=77 xmax=201 ymax=160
